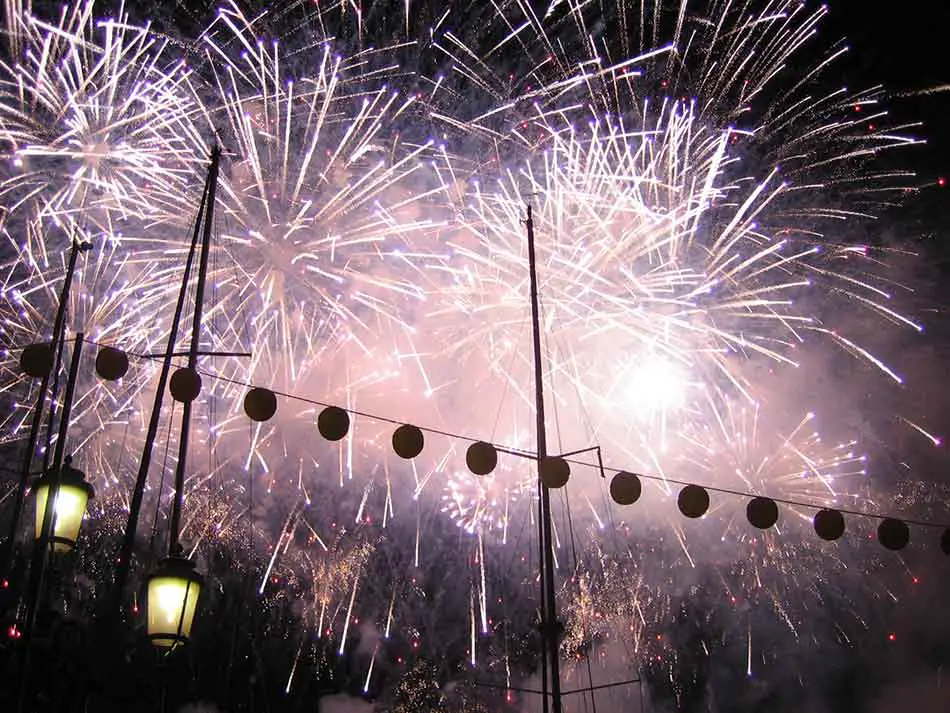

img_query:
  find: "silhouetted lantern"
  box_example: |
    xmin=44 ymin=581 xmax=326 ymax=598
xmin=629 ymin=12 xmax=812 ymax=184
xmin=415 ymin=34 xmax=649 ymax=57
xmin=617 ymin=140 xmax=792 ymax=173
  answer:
xmin=244 ymin=387 xmax=277 ymax=422
xmin=941 ymin=528 xmax=950 ymax=556
xmin=95 ymin=345 xmax=129 ymax=381
xmin=317 ymin=406 xmax=350 ymax=441
xmin=169 ymin=367 xmax=201 ymax=402
xmin=20 ymin=342 xmax=53 ymax=379
xmin=677 ymin=484 xmax=709 ymax=519
xmin=609 ymin=471 xmax=642 ymax=505
xmin=146 ymin=556 xmax=204 ymax=648
xmin=33 ymin=457 xmax=94 ymax=552
xmin=877 ymin=518 xmax=909 ymax=551
xmin=392 ymin=424 xmax=424 ymax=459
xmin=813 ymin=508 xmax=845 ymax=541
xmin=466 ymin=441 xmax=497 ymax=475
xmin=540 ymin=457 xmax=570 ymax=489
xmin=746 ymin=497 xmax=779 ymax=530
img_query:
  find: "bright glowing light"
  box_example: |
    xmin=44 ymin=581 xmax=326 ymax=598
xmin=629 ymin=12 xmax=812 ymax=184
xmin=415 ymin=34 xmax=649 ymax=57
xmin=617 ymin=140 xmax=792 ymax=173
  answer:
xmin=146 ymin=563 xmax=203 ymax=647
xmin=617 ymin=355 xmax=690 ymax=420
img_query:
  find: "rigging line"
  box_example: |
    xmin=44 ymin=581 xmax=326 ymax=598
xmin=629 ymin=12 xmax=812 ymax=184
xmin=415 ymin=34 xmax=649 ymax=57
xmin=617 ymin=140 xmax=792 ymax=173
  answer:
xmin=115 ymin=415 xmax=132 ymax=508
xmin=558 ymin=453 xmax=598 ymax=713
xmin=584 ymin=631 xmax=599 ymax=713
xmin=490 ymin=312 xmax=530 ymax=443
xmin=149 ymin=400 xmax=177 ymax=559
xmin=539 ymin=287 xmax=565 ymax=457
xmin=211 ymin=362 xmax=950 ymax=529
xmin=557 ymin=327 xmax=618 ymax=555
xmin=209 ymin=176 xmax=221 ymax=482
xmin=40 ymin=324 xmax=67 ymax=473
xmin=494 ymin=461 xmax=536 ymax=615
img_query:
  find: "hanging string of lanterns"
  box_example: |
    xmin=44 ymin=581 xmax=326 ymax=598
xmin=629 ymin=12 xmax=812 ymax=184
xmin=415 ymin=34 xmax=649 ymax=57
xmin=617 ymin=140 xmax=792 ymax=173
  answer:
xmin=18 ymin=339 xmax=950 ymax=558
xmin=235 ymin=378 xmax=950 ymax=555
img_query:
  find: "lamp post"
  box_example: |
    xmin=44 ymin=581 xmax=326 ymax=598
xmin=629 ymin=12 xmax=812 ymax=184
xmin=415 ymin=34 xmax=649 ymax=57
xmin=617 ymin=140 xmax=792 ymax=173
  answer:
xmin=110 ymin=148 xmax=224 ymax=628
xmin=1 ymin=239 xmax=92 ymax=577
xmin=122 ymin=146 xmax=219 ymax=650
xmin=16 ymin=331 xmax=90 ymax=713
xmin=142 ymin=148 xmax=220 ymax=649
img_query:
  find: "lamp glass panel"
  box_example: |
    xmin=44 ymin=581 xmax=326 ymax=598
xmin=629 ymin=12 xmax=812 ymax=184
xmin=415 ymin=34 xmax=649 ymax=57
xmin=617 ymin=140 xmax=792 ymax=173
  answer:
xmin=147 ymin=574 xmax=201 ymax=647
xmin=34 ymin=483 xmax=90 ymax=551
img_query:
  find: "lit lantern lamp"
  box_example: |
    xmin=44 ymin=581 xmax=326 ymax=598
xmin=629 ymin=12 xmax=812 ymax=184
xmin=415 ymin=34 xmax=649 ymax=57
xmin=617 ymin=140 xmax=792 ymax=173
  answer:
xmin=33 ymin=457 xmax=94 ymax=552
xmin=146 ymin=556 xmax=204 ymax=648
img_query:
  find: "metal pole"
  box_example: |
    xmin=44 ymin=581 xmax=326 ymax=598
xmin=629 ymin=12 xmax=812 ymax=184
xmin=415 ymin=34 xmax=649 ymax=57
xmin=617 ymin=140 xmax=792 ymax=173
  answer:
xmin=1 ymin=240 xmax=90 ymax=576
xmin=41 ymin=335 xmax=68 ymax=473
xmin=111 ymin=155 xmax=213 ymax=603
xmin=525 ymin=205 xmax=563 ymax=713
xmin=168 ymin=145 xmax=221 ymax=554
xmin=16 ymin=332 xmax=84 ymax=713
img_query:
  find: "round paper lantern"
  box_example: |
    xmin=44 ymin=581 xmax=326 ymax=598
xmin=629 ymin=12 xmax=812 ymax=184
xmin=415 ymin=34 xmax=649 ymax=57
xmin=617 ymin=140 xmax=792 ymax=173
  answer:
xmin=677 ymin=484 xmax=709 ymax=519
xmin=20 ymin=342 xmax=53 ymax=379
xmin=392 ymin=424 xmax=424 ymax=459
xmin=317 ymin=406 xmax=350 ymax=441
xmin=244 ymin=387 xmax=277 ymax=422
xmin=540 ymin=457 xmax=570 ymax=489
xmin=95 ymin=345 xmax=129 ymax=381
xmin=877 ymin=518 xmax=909 ymax=551
xmin=813 ymin=509 xmax=845 ymax=541
xmin=609 ymin=472 xmax=642 ymax=506
xmin=169 ymin=367 xmax=201 ymax=402
xmin=746 ymin=497 xmax=779 ymax=530
xmin=941 ymin=528 xmax=950 ymax=556
xmin=466 ymin=441 xmax=497 ymax=476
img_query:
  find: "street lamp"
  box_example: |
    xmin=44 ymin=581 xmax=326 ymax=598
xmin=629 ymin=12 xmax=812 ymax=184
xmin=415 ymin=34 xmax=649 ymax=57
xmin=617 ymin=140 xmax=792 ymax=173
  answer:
xmin=132 ymin=146 xmax=221 ymax=651
xmin=2 ymin=239 xmax=92 ymax=576
xmin=145 ymin=556 xmax=204 ymax=648
xmin=32 ymin=456 xmax=94 ymax=552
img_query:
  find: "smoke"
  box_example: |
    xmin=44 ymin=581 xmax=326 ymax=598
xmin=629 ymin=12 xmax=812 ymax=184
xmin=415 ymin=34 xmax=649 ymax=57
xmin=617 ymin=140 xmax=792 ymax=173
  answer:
xmin=513 ymin=639 xmax=648 ymax=713
xmin=355 ymin=622 xmax=382 ymax=658
xmin=178 ymin=704 xmax=225 ymax=713
xmin=318 ymin=693 xmax=375 ymax=713
xmin=869 ymin=675 xmax=949 ymax=713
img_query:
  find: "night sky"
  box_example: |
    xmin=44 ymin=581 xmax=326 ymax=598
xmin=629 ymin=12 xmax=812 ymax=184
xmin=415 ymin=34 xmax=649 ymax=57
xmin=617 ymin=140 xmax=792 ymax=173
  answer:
xmin=826 ymin=2 xmax=950 ymax=244
xmin=828 ymin=2 xmax=950 ymax=170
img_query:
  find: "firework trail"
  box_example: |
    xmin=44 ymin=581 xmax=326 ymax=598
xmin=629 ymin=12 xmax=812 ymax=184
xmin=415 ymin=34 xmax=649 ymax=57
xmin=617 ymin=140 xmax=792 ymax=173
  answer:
xmin=0 ymin=2 xmax=216 ymax=519
xmin=190 ymin=4 xmax=444 ymax=391
xmin=0 ymin=0 xmax=922 ymax=508
xmin=0 ymin=2 xmax=202 ymax=234
xmin=423 ymin=106 xmax=918 ymax=477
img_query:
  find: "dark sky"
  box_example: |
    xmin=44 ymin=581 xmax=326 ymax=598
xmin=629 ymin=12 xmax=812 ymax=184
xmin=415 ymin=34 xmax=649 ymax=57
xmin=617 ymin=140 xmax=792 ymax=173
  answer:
xmin=826 ymin=1 xmax=950 ymax=178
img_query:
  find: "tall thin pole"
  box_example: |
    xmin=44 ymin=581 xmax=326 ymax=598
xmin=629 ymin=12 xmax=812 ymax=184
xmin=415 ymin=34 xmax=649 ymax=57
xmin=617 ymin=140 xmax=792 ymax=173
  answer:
xmin=112 ymin=148 xmax=216 ymax=604
xmin=525 ymin=205 xmax=563 ymax=713
xmin=1 ymin=240 xmax=90 ymax=577
xmin=168 ymin=145 xmax=221 ymax=554
xmin=16 ymin=332 xmax=84 ymax=713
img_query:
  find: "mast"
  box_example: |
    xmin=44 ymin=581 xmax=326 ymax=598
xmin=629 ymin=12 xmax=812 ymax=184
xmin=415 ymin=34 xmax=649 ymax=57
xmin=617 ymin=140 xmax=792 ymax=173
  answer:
xmin=525 ymin=205 xmax=563 ymax=713
xmin=168 ymin=145 xmax=221 ymax=553
xmin=111 ymin=146 xmax=220 ymax=605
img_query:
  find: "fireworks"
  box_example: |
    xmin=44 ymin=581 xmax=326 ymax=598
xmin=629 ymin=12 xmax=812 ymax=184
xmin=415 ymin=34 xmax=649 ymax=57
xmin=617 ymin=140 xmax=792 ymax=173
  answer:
xmin=0 ymin=0 xmax=942 ymax=709
xmin=193 ymin=5 xmax=443 ymax=391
